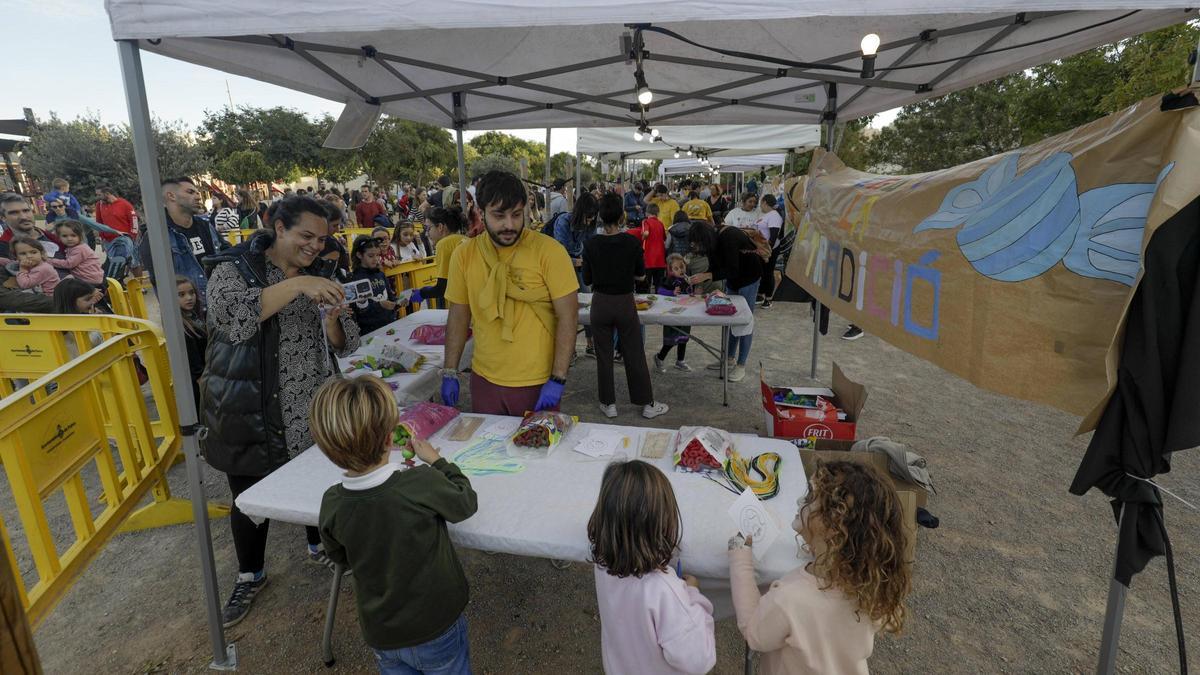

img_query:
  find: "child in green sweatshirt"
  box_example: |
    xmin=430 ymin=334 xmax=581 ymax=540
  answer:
xmin=311 ymin=375 xmax=478 ymax=674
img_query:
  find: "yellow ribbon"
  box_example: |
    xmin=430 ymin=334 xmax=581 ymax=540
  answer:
xmin=475 ymin=229 xmax=556 ymax=342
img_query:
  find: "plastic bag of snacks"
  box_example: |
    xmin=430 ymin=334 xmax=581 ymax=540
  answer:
xmin=673 ymin=426 xmax=734 ymax=473
xmin=704 ymin=291 xmax=737 ymax=316
xmin=392 ymin=402 xmax=460 ymax=462
xmin=507 ymin=410 xmax=578 ymax=458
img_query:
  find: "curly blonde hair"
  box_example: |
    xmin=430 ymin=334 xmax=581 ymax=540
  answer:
xmin=802 ymin=460 xmax=911 ymax=633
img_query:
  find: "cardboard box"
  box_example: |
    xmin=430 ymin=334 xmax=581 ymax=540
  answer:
xmin=761 ymin=362 xmax=866 ymax=441
xmin=798 ymin=440 xmax=923 ymax=561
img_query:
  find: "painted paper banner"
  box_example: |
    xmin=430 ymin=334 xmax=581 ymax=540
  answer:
xmin=784 ymin=94 xmax=1200 ymax=418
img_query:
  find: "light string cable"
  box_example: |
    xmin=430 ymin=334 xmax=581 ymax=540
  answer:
xmin=1126 ymin=473 xmax=1199 ymax=512
xmin=634 ymin=11 xmax=1141 ymax=77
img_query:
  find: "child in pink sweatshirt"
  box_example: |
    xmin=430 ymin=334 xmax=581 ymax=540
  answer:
xmin=588 ymin=460 xmax=715 ymax=675
xmin=50 ymin=219 xmax=104 ymax=285
xmin=10 ymin=236 xmax=61 ymax=296
xmin=729 ymin=460 xmax=912 ymax=675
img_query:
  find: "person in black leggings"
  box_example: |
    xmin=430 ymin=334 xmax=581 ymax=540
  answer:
xmin=582 ymin=193 xmax=669 ymax=421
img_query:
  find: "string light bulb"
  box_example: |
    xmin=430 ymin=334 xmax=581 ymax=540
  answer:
xmin=650 ymin=128 xmax=660 ymax=139
xmin=860 ymin=33 xmax=880 ymax=78
xmin=635 ymin=70 xmax=653 ymax=106
xmin=674 ymin=150 xmax=680 ymax=158
xmin=633 ymin=129 xmax=643 ymax=142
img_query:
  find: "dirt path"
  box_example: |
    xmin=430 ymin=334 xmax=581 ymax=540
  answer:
xmin=21 ymin=301 xmax=1198 ymax=673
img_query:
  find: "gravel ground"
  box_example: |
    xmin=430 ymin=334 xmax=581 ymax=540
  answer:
xmin=12 ymin=299 xmax=1198 ymax=674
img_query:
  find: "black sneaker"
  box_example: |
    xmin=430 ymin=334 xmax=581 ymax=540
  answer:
xmin=309 ymin=549 xmax=352 ymax=576
xmin=761 ymin=299 xmax=773 ymax=309
xmin=842 ymin=325 xmax=864 ymax=341
xmin=222 ymin=574 xmax=267 ymax=628
xmin=585 ymin=346 xmax=597 ymax=358
xmin=614 ymin=352 xmax=623 ymax=363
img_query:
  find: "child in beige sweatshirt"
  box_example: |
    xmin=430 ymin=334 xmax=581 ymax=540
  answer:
xmin=729 ymin=460 xmax=912 ymax=674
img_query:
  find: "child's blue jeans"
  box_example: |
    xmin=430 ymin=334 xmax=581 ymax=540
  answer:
xmin=372 ymin=614 xmax=471 ymax=675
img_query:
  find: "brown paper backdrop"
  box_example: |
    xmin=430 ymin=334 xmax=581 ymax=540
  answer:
xmin=784 ymin=94 xmax=1200 ymax=418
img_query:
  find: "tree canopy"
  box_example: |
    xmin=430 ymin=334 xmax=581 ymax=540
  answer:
xmin=359 ymin=118 xmax=456 ymax=188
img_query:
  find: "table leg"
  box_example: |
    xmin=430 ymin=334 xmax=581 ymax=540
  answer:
xmin=322 ymin=564 xmax=344 ymax=667
xmin=744 ymin=639 xmax=753 ymax=675
xmin=722 ymin=326 xmax=729 ymax=406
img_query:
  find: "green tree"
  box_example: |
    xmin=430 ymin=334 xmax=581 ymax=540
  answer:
xmin=23 ymin=113 xmax=208 ymax=206
xmin=1101 ymin=22 xmax=1200 ymax=111
xmin=199 ymin=106 xmax=324 ymax=183
xmin=467 ymin=131 xmax=547 ymax=180
xmin=831 ymin=116 xmax=875 ymax=170
xmin=214 ymin=149 xmax=274 ymax=186
xmin=312 ymin=114 xmax=364 ymax=185
xmin=470 ymin=153 xmax=519 ymax=176
xmin=360 ymin=118 xmax=455 ymax=189
xmin=867 ymin=76 xmax=1024 ymax=173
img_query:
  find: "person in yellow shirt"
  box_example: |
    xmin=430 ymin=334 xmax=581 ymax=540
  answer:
xmin=442 ymin=171 xmax=580 ymax=415
xmin=681 ymin=189 xmax=714 ymax=225
xmin=646 ymin=183 xmax=680 ymax=228
xmin=410 ymin=205 xmax=468 ymax=308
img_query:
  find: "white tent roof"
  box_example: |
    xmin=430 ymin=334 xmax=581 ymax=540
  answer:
xmin=578 ymin=125 xmax=820 ymax=160
xmin=105 ymin=2 xmax=1194 ymax=131
xmin=659 ymin=155 xmax=786 ymax=176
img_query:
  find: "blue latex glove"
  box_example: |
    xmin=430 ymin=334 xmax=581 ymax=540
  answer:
xmin=533 ymin=378 xmax=565 ymax=411
xmin=441 ymin=376 xmax=460 ymax=407
xmin=409 ymin=288 xmax=424 ymax=305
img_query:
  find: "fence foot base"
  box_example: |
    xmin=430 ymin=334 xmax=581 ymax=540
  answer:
xmin=118 ymin=499 xmax=230 ymax=533
xmin=210 ymin=642 xmax=238 ymax=671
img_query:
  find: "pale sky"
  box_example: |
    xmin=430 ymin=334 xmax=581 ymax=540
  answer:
xmin=5 ymin=0 xmax=896 ymax=152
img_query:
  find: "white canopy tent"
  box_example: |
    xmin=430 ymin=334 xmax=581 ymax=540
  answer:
xmin=103 ymin=2 xmax=1197 ymax=670
xmin=658 ymin=154 xmax=786 ymax=177
xmin=578 ymin=125 xmax=820 ymax=160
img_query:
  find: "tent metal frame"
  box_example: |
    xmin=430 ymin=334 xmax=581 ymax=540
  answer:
xmin=204 ymin=12 xmax=1068 ymax=131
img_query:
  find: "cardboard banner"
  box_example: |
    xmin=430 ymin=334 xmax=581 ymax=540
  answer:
xmin=784 ymin=93 xmax=1200 ymax=418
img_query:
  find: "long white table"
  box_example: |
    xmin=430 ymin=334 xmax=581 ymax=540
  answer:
xmin=578 ymin=293 xmax=754 ymax=406
xmin=236 ymin=415 xmax=809 ymax=666
xmin=338 ymin=309 xmax=472 ymax=403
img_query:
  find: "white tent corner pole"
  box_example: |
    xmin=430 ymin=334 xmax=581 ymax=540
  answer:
xmin=1097 ymin=505 xmax=1128 ymax=675
xmin=544 ymin=128 xmax=552 ymax=213
xmin=455 ymin=125 xmax=467 ymax=210
xmin=115 ymin=38 xmax=236 ymax=671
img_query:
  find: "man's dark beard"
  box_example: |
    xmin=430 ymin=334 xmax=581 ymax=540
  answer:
xmin=486 ymin=226 xmax=523 ymax=247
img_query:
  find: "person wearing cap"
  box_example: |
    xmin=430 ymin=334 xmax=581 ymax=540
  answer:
xmin=547 ymin=178 xmax=569 ymax=221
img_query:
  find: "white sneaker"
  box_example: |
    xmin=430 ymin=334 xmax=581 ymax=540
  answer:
xmin=653 ymin=354 xmax=667 ymax=373
xmin=642 ymin=401 xmax=669 ymax=419
xmin=728 ymin=365 xmax=746 ymax=383
xmin=598 ymin=403 xmax=618 ymax=418
xmin=674 ymin=361 xmax=693 ymax=372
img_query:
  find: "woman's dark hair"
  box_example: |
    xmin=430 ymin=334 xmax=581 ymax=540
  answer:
xmin=672 ymin=211 xmax=690 ymax=224
xmin=53 ymin=218 xmax=88 ymax=242
xmin=687 ymin=190 xmax=699 ymax=201
xmin=351 ymin=235 xmax=381 ymax=271
xmin=597 ymin=193 xmax=623 ymax=227
xmin=688 ymin=221 xmax=717 ymax=255
xmin=475 ymin=170 xmax=527 ymax=212
xmin=429 ymin=206 xmax=466 ymax=234
xmin=587 ymin=460 xmax=681 ymax=578
xmin=271 ymin=195 xmax=331 ymax=230
xmin=52 ymin=277 xmax=97 ymax=314
xmin=761 ymin=194 xmax=777 ymax=208
xmin=570 ymin=192 xmax=599 ymax=233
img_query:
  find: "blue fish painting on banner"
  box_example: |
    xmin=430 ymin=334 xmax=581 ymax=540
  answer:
xmin=914 ymin=152 xmax=1173 ymax=286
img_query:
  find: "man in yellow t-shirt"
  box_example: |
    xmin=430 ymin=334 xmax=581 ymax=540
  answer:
xmin=443 ymin=171 xmax=579 ymax=415
xmin=681 ymin=188 xmax=714 ymax=224
xmin=646 ymin=184 xmax=680 ymax=229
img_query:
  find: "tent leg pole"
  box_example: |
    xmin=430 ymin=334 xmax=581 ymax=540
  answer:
xmin=545 ymin=128 xmax=552 ymax=212
xmin=116 ymin=39 xmax=235 ymax=671
xmin=1097 ymin=505 xmax=1127 ymax=675
xmin=455 ymin=126 xmax=467 ymax=210
xmin=810 ymin=304 xmax=821 ymax=379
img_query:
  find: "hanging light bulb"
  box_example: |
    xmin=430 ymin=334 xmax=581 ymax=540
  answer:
xmin=860 ymin=33 xmax=880 ymax=78
xmin=686 ymin=147 xmax=693 ymax=156
xmin=635 ymin=70 xmax=653 ymax=106
xmin=674 ymin=150 xmax=680 ymax=158
xmin=650 ymin=128 xmax=660 ymax=139
xmin=633 ymin=128 xmax=643 ymax=142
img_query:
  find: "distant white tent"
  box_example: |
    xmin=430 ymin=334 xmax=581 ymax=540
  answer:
xmin=578 ymin=125 xmax=819 ymax=160
xmin=658 ymin=154 xmax=786 ymax=177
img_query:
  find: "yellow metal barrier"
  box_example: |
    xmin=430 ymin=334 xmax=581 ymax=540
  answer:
xmin=221 ymin=228 xmax=259 ymax=246
xmin=0 ymin=315 xmax=227 ymax=534
xmin=123 ymin=274 xmax=151 ymax=321
xmin=0 ymin=322 xmax=186 ymax=626
xmin=105 ymin=278 xmax=131 ymax=317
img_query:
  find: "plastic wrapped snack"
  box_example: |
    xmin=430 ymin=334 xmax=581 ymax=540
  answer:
xmin=507 ymin=410 xmax=578 ymax=458
xmin=392 ymin=402 xmax=460 ymax=462
xmin=410 ymin=324 xmax=448 ymax=345
xmin=349 ymin=341 xmax=426 ymax=377
xmin=673 ymin=426 xmax=734 ymax=474
xmin=705 ymin=291 xmax=737 ymax=316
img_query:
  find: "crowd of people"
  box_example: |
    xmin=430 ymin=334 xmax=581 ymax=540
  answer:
xmin=0 ymin=165 xmax=905 ymax=675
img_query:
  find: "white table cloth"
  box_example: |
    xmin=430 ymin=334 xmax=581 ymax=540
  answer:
xmin=577 ymin=293 xmax=752 ymax=329
xmin=236 ymin=415 xmax=809 ymax=618
xmin=338 ymin=309 xmax=471 ymax=404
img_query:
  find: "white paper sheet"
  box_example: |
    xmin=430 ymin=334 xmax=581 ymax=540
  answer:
xmin=729 ymin=487 xmax=780 ymax=562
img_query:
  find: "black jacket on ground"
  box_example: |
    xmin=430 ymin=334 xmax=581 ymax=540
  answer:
xmin=199 ymin=231 xmax=337 ymax=477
